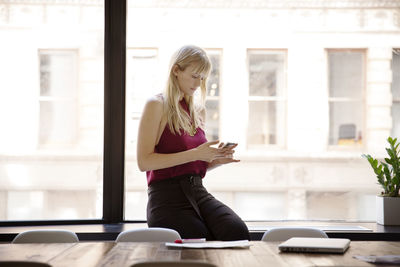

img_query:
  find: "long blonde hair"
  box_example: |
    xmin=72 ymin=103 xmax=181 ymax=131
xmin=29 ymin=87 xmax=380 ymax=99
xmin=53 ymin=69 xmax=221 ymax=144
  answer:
xmin=164 ymin=45 xmax=211 ymax=135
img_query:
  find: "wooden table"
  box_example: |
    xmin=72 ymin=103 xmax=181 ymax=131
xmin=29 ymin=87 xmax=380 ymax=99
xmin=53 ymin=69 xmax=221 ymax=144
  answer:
xmin=0 ymin=241 xmax=399 ymax=267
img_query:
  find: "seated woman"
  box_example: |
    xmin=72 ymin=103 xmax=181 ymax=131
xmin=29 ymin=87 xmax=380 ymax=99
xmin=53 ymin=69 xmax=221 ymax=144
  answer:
xmin=136 ymin=45 xmax=249 ymax=241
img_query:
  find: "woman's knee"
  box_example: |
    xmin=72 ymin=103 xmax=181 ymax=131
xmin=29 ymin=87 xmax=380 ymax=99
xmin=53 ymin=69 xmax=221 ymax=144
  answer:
xmin=212 ymin=219 xmax=250 ymax=241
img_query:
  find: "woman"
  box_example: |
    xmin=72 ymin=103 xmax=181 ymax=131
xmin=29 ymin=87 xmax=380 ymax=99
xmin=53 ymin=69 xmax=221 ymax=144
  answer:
xmin=137 ymin=45 xmax=249 ymax=241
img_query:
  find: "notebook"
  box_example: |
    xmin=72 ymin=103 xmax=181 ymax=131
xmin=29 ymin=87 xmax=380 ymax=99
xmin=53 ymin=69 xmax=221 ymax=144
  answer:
xmin=278 ymin=237 xmax=350 ymax=254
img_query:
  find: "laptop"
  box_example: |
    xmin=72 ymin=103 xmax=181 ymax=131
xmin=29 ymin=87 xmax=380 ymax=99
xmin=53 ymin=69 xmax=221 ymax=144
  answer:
xmin=278 ymin=237 xmax=350 ymax=254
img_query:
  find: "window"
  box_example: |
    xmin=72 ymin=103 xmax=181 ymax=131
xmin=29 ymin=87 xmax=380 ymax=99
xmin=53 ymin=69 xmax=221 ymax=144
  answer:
xmin=39 ymin=50 xmax=78 ymax=147
xmin=125 ymin=48 xmax=159 ymax=220
xmin=392 ymin=49 xmax=400 ymax=138
xmin=205 ymin=49 xmax=222 ymax=141
xmin=328 ymin=50 xmax=365 ymax=147
xmin=0 ymin=2 xmax=104 ymax=220
xmin=247 ymin=50 xmax=287 ymax=148
xmin=125 ymin=48 xmax=159 ymax=150
xmin=2 ymin=0 xmax=396 ymax=224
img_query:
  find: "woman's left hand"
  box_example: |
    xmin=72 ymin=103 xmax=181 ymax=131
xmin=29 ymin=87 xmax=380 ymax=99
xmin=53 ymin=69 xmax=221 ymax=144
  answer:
xmin=209 ymin=142 xmax=240 ymax=167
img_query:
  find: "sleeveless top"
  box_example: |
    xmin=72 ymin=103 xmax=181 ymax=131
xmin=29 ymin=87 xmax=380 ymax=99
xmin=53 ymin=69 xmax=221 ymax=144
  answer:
xmin=146 ymin=99 xmax=208 ymax=185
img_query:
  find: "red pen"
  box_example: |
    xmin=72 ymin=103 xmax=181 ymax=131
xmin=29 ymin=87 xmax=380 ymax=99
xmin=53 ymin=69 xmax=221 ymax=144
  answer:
xmin=174 ymin=238 xmax=206 ymax=243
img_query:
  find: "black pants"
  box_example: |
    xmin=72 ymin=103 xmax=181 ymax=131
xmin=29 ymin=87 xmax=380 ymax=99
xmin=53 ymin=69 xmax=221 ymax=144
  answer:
xmin=147 ymin=174 xmax=250 ymax=241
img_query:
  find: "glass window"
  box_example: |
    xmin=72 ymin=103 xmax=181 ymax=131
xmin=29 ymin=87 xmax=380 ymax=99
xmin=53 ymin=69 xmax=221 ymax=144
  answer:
xmin=39 ymin=51 xmax=78 ymax=146
xmin=0 ymin=2 xmax=104 ymax=220
xmin=205 ymin=49 xmax=222 ymax=141
xmin=328 ymin=50 xmax=365 ymax=146
xmin=391 ymin=49 xmax=400 ymax=138
xmin=306 ymin=191 xmax=375 ymax=220
xmin=125 ymin=48 xmax=159 ymax=220
xmin=125 ymin=1 xmax=384 ymax=222
xmin=247 ymin=50 xmax=286 ymax=147
xmin=125 ymin=48 xmax=159 ymax=150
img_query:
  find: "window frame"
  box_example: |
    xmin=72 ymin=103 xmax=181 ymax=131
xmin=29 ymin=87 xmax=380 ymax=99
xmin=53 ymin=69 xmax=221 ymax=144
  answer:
xmin=102 ymin=0 xmax=126 ymax=224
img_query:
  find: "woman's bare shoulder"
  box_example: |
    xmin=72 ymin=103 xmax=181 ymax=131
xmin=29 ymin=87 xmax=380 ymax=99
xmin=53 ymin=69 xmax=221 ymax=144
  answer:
xmin=146 ymin=94 xmax=164 ymax=108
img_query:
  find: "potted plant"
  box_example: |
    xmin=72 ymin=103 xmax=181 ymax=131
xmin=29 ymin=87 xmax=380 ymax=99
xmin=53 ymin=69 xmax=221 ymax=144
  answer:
xmin=362 ymin=137 xmax=400 ymax=225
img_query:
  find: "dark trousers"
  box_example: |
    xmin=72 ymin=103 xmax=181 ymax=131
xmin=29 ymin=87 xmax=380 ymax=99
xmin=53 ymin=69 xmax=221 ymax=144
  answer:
xmin=147 ymin=174 xmax=250 ymax=241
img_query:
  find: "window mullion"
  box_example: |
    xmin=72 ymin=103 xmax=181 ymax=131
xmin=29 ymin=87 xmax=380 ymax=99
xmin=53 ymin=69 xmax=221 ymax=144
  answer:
xmin=103 ymin=0 xmax=127 ymax=223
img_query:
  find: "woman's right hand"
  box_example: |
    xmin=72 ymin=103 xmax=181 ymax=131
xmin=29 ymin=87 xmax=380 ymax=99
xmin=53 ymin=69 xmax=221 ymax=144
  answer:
xmin=195 ymin=141 xmax=232 ymax=162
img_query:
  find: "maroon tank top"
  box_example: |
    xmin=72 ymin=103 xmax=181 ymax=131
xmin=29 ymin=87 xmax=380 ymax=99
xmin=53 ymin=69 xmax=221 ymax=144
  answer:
xmin=146 ymin=99 xmax=208 ymax=185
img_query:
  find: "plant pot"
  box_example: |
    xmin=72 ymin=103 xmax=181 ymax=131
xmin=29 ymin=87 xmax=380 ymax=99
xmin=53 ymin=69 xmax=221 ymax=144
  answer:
xmin=376 ymin=196 xmax=400 ymax=225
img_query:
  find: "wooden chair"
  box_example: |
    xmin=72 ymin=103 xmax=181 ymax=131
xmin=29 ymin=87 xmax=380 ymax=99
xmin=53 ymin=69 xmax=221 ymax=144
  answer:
xmin=12 ymin=229 xmax=79 ymax=244
xmin=261 ymin=227 xmax=328 ymax=242
xmin=115 ymin=227 xmax=181 ymax=242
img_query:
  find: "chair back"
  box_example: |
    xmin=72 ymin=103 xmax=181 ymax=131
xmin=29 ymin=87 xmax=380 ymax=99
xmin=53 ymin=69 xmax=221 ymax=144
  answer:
xmin=116 ymin=227 xmax=181 ymax=242
xmin=12 ymin=229 xmax=79 ymax=244
xmin=131 ymin=261 xmax=216 ymax=267
xmin=261 ymin=227 xmax=328 ymax=242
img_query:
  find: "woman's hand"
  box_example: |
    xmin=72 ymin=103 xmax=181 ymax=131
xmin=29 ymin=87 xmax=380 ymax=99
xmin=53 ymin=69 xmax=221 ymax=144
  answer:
xmin=209 ymin=142 xmax=240 ymax=166
xmin=204 ymin=142 xmax=240 ymax=172
xmin=195 ymin=140 xmax=234 ymax=163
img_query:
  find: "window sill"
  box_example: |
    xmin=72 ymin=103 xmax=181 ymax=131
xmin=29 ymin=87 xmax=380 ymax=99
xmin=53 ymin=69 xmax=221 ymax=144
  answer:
xmin=0 ymin=220 xmax=399 ymax=242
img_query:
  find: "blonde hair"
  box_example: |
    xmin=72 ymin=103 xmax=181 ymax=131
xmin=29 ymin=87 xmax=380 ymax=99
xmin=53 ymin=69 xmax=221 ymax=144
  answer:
xmin=163 ymin=45 xmax=211 ymax=135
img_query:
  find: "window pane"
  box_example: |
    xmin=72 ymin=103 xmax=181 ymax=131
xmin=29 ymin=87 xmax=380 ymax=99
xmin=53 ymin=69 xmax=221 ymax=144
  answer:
xmin=328 ymin=50 xmax=364 ymax=146
xmin=0 ymin=2 xmax=104 ymax=220
xmin=247 ymin=51 xmax=286 ymax=147
xmin=205 ymin=100 xmax=219 ymax=141
xmin=328 ymin=51 xmax=364 ymax=99
xmin=125 ymin=48 xmax=160 ymax=220
xmin=392 ymin=103 xmax=400 ymax=138
xmin=392 ymin=50 xmax=400 ymax=138
xmin=307 ymin=192 xmax=375 ymax=220
xmin=329 ymin=102 xmax=363 ymax=145
xmin=391 ymin=50 xmax=400 ymax=99
xmin=247 ymin=101 xmax=285 ymax=146
xmin=207 ymin=53 xmax=221 ymax=97
xmin=205 ymin=50 xmax=221 ymax=141
xmin=126 ymin=48 xmax=159 ymax=150
xmin=39 ymin=51 xmax=77 ymax=97
xmin=39 ymin=101 xmax=77 ymax=145
xmin=248 ymin=52 xmax=285 ymax=97
xmin=126 ymin=1 xmax=383 ymax=223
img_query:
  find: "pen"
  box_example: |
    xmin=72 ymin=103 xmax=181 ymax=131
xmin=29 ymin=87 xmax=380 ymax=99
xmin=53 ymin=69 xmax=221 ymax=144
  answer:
xmin=174 ymin=238 xmax=206 ymax=244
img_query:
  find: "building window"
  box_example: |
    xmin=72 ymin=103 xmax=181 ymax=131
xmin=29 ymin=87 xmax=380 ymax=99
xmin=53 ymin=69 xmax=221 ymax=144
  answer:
xmin=392 ymin=49 xmax=400 ymax=139
xmin=0 ymin=0 xmax=104 ymax=221
xmin=247 ymin=50 xmax=287 ymax=148
xmin=39 ymin=50 xmax=78 ymax=147
xmin=205 ymin=49 xmax=222 ymax=141
xmin=125 ymin=48 xmax=159 ymax=150
xmin=328 ymin=50 xmax=365 ymax=147
xmin=125 ymin=48 xmax=159 ymax=220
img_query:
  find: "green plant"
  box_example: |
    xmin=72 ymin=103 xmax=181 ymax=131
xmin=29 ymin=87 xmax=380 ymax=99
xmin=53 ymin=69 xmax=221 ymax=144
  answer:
xmin=362 ymin=137 xmax=400 ymax=197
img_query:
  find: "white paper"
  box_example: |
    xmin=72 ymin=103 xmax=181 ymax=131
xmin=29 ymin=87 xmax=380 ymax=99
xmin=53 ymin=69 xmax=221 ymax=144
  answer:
xmin=165 ymin=240 xmax=250 ymax=249
xmin=354 ymin=255 xmax=400 ymax=264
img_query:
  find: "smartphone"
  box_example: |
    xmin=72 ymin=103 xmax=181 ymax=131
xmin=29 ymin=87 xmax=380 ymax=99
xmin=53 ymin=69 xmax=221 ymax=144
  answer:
xmin=222 ymin=142 xmax=237 ymax=148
